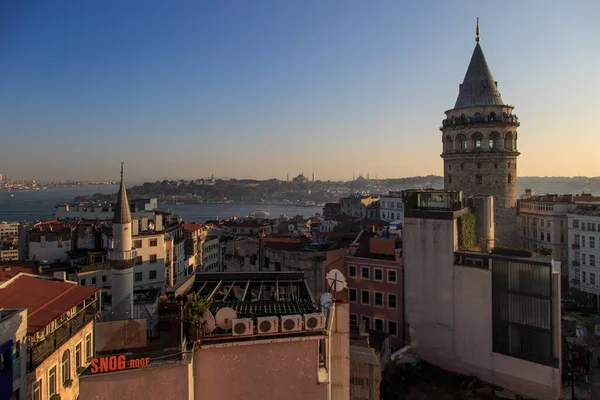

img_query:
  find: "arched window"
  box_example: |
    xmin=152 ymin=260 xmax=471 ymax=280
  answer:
xmin=489 ymin=112 xmax=496 ymax=121
xmin=472 ymin=132 xmax=483 ymax=149
xmin=62 ymin=350 xmax=71 ymax=384
xmin=445 ymin=135 xmax=453 ymax=152
xmin=474 ymin=112 xmax=481 ymax=121
xmin=489 ymin=131 xmax=500 ymax=149
xmin=456 ymin=133 xmax=467 ymax=150
xmin=505 ymin=131 xmax=514 ymax=150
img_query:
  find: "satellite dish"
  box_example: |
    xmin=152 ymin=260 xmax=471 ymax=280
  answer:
xmin=215 ymin=307 xmax=238 ymax=330
xmin=326 ymin=269 xmax=348 ymax=293
xmin=202 ymin=310 xmax=216 ymax=333
xmin=320 ymin=293 xmax=333 ymax=309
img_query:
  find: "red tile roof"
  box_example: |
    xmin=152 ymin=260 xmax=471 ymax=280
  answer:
xmin=34 ymin=220 xmax=64 ymax=231
xmin=183 ymin=222 xmax=203 ymax=232
xmin=0 ymin=274 xmax=99 ymax=334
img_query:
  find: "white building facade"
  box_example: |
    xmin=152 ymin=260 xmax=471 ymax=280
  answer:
xmin=0 ymin=222 xmax=19 ymax=239
xmin=568 ymin=207 xmax=600 ymax=299
xmin=202 ymin=236 xmax=220 ymax=272
xmin=379 ymin=192 xmax=403 ymax=223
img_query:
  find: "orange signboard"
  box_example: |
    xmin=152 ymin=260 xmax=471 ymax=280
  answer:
xmin=90 ymin=355 xmax=151 ymax=374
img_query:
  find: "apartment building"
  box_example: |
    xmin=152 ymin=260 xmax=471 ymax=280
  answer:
xmin=403 ymin=190 xmax=561 ymax=400
xmin=0 ymin=274 xmax=99 ymax=400
xmin=340 ymin=195 xmax=379 ymax=219
xmin=344 ymin=234 xmax=404 ymax=350
xmin=0 ymin=240 xmax=19 ymax=262
xmin=29 ymin=226 xmax=72 ymax=263
xmin=567 ymin=204 xmax=600 ymax=300
xmin=0 ymin=308 xmax=27 ymax=400
xmin=202 ymin=236 xmax=220 ymax=272
xmin=0 ymin=222 xmax=20 ymax=239
xmin=379 ymin=191 xmax=404 ymax=223
xmin=183 ymin=222 xmax=206 ymax=276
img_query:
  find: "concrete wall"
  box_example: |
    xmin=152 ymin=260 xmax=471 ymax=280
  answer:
xmin=29 ymin=238 xmax=71 ymax=262
xmin=194 ymin=338 xmax=327 ymax=400
xmin=79 ymin=361 xmax=192 ymax=400
xmin=403 ymin=214 xmax=561 ymax=399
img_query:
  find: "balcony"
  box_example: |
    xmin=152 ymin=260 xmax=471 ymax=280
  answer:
xmin=28 ymin=301 xmax=96 ymax=370
xmin=441 ymin=114 xmax=519 ymax=129
xmin=572 ymin=244 xmax=580 ymax=250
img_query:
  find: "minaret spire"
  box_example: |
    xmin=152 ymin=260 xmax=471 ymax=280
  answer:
xmin=475 ymin=17 xmax=480 ymax=43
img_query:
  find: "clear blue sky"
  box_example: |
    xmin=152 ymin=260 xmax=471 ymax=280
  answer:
xmin=1 ymin=0 xmax=599 ymax=181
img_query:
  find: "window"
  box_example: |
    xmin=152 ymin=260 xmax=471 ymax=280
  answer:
xmin=560 ymin=220 xmax=564 ymax=229
xmin=85 ymin=333 xmax=92 ymax=361
xmin=591 ymin=255 xmax=596 ymax=267
xmin=33 ymin=380 xmax=41 ymax=400
xmin=374 ymin=318 xmax=384 ymax=332
xmin=448 ymin=174 xmax=452 ymax=184
xmin=349 ymin=314 xmax=358 ymax=327
xmin=135 ymin=272 xmax=143 ymax=282
xmin=149 ymin=270 xmax=157 ymax=280
xmin=134 ymin=240 xmax=142 ymax=248
xmin=474 ymin=139 xmax=481 ymax=149
xmin=388 ymin=321 xmax=398 ymax=336
xmin=361 ymin=267 xmax=369 ymax=280
xmin=75 ymin=343 xmax=81 ymax=370
xmin=149 ymin=239 xmax=158 ymax=247
xmin=494 ymin=162 xmax=498 ymax=169
xmin=489 ymin=139 xmax=495 ymax=149
xmin=149 ymin=254 xmax=157 ymax=263
xmin=561 ymin=233 xmax=565 ymax=244
xmin=388 ymin=270 xmax=397 ymax=283
xmin=540 ymin=220 xmax=544 ymax=227
xmin=135 ymin=256 xmax=143 ymax=265
xmin=547 ymin=221 xmax=551 ymax=229
xmin=361 ymin=290 xmax=370 ymax=305
xmin=91 ymin=277 xmax=97 ymax=285
xmin=508 ymin=174 xmax=512 ymax=184
xmin=589 ymin=223 xmax=594 ymax=231
xmin=48 ymin=366 xmax=57 ymax=396
xmin=460 ymin=163 xmax=464 ymax=170
xmin=476 ymin=175 xmax=482 ymax=184
xmin=522 ymin=228 xmax=526 ymax=236
xmin=349 ymin=288 xmax=357 ymax=303
xmin=374 ymin=268 xmax=383 ymax=281
xmin=81 ymin=279 xmax=86 ymax=286
xmin=361 ymin=316 xmax=370 ymax=330
xmin=540 ymin=232 xmax=544 ymax=241
xmin=592 ymin=273 xmax=597 ymax=286
xmin=546 ymin=233 xmax=551 ymax=242
xmin=388 ymin=293 xmax=397 ymax=309
xmin=591 ymin=236 xmax=596 ymax=248
xmin=102 ymin=275 xmax=107 ymax=283
xmin=374 ymin=292 xmax=383 ymax=307
xmin=583 ymin=254 xmax=587 ymax=265
xmin=583 ymin=271 xmax=587 ymax=283
xmin=348 ymin=265 xmax=356 ymax=278
xmin=62 ymin=350 xmax=71 ymax=385
xmin=575 ymin=234 xmax=581 ymax=245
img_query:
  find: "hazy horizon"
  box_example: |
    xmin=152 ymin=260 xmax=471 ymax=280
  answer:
xmin=1 ymin=1 xmax=599 ymax=181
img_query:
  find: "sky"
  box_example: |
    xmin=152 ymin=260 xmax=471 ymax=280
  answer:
xmin=1 ymin=1 xmax=599 ymax=182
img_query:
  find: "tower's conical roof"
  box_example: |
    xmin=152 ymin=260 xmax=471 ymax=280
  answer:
xmin=454 ymin=43 xmax=504 ymax=109
xmin=114 ymin=163 xmax=132 ymax=224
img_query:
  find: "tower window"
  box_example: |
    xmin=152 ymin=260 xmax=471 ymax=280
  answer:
xmin=477 ymin=163 xmax=481 ymax=169
xmin=460 ymin=163 xmax=464 ymax=170
xmin=489 ymin=139 xmax=495 ymax=149
xmin=448 ymin=174 xmax=452 ymax=184
xmin=475 ymin=139 xmax=481 ymax=149
xmin=461 ymin=140 xmax=467 ymax=150
xmin=476 ymin=175 xmax=483 ymax=184
xmin=507 ymin=161 xmax=511 ymax=168
xmin=508 ymin=174 xmax=512 ymax=183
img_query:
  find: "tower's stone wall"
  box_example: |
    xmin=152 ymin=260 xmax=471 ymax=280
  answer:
xmin=441 ymin=106 xmax=519 ymax=247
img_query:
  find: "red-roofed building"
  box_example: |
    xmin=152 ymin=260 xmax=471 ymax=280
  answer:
xmin=0 ymin=273 xmax=99 ymax=400
xmin=0 ymin=261 xmax=38 ymax=281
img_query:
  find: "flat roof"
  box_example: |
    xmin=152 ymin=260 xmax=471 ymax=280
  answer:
xmin=0 ymin=274 xmax=99 ymax=334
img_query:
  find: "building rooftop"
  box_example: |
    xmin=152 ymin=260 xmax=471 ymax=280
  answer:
xmin=183 ymin=222 xmax=203 ymax=232
xmin=0 ymin=261 xmax=38 ymax=281
xmin=0 ymin=274 xmax=99 ymax=334
xmin=454 ymin=43 xmax=504 ymax=109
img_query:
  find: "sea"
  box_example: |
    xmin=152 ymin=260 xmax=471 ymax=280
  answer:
xmin=0 ymin=185 xmax=323 ymax=223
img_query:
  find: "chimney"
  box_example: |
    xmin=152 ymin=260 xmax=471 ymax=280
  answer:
xmin=53 ymin=271 xmax=66 ymax=281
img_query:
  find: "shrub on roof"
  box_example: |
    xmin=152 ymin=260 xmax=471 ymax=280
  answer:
xmin=491 ymin=247 xmax=533 ymax=258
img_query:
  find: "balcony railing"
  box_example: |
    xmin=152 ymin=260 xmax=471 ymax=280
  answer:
xmin=28 ymin=302 xmax=96 ymax=370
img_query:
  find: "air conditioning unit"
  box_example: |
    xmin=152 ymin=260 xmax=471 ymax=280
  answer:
xmin=280 ymin=315 xmax=303 ymax=332
xmin=232 ymin=318 xmax=254 ymax=337
xmin=304 ymin=313 xmax=326 ymax=331
xmin=256 ymin=316 xmax=279 ymax=334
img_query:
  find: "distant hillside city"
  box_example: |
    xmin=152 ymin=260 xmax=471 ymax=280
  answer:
xmin=74 ymin=174 xmax=600 ymax=205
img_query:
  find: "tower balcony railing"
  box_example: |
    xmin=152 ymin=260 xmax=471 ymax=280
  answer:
xmin=441 ymin=114 xmax=520 ymax=129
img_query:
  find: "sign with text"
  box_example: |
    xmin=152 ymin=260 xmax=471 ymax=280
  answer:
xmin=90 ymin=355 xmax=151 ymax=374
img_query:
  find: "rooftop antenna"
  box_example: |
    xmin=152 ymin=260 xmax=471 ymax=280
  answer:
xmin=475 ymin=17 xmax=480 ymax=43
xmin=325 ymin=269 xmax=347 ymax=299
xmin=202 ymin=309 xmax=216 ymax=334
xmin=216 ymin=307 xmax=237 ymax=333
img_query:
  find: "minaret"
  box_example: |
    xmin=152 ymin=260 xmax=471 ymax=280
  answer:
xmin=109 ymin=163 xmax=136 ymax=320
xmin=441 ymin=19 xmax=520 ymax=246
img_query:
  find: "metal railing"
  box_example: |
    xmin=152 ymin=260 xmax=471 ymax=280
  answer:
xmin=28 ymin=302 xmax=96 ymax=370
